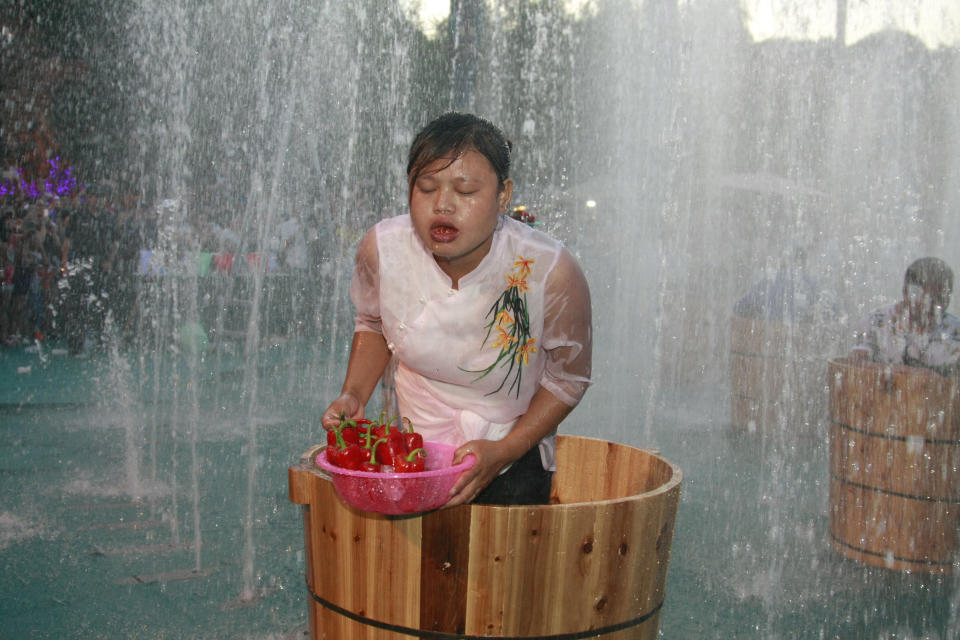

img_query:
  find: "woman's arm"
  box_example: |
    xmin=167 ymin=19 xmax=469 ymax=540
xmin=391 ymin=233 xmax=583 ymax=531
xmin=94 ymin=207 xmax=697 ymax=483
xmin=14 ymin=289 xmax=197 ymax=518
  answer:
xmin=321 ymin=330 xmax=391 ymax=427
xmin=321 ymin=227 xmax=389 ymax=428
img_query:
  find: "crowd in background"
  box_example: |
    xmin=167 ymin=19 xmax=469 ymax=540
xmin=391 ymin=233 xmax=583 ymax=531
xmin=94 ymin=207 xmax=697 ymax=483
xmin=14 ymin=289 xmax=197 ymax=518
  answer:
xmin=1 ymin=158 xmax=536 ymax=354
xmin=1 ymin=181 xmax=139 ymax=351
xmin=1 ymin=168 xmax=315 ymax=354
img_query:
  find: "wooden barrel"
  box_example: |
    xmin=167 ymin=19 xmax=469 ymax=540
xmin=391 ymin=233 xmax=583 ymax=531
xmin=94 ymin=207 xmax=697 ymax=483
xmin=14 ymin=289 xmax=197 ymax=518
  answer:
xmin=729 ymin=314 xmax=824 ymax=433
xmin=288 ymin=435 xmax=682 ymax=639
xmin=828 ymin=357 xmax=960 ymax=573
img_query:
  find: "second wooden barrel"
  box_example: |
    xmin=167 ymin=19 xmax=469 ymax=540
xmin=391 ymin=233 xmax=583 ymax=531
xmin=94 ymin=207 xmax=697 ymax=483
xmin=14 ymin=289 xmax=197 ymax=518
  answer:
xmin=828 ymin=357 xmax=960 ymax=573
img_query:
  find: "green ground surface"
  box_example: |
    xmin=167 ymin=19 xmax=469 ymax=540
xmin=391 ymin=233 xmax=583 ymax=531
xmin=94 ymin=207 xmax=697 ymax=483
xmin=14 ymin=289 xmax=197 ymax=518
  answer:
xmin=1 ymin=339 xmax=957 ymax=639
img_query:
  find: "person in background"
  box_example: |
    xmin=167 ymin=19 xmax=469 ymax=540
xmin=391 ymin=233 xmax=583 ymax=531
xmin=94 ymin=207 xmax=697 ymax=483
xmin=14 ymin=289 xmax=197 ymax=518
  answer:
xmin=38 ymin=208 xmax=62 ymax=339
xmin=733 ymin=247 xmax=827 ymax=323
xmin=0 ymin=208 xmax=15 ymax=344
xmin=9 ymin=213 xmax=45 ymax=342
xmin=848 ymin=257 xmax=960 ymax=377
xmin=110 ymin=190 xmax=143 ymax=342
xmin=61 ymin=184 xmax=119 ymax=354
xmin=320 ymin=112 xmax=592 ymax=507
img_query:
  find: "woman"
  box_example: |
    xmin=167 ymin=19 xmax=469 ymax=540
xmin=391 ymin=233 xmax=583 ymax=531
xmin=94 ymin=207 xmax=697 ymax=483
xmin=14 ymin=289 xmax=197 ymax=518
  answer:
xmin=322 ymin=112 xmax=592 ymax=506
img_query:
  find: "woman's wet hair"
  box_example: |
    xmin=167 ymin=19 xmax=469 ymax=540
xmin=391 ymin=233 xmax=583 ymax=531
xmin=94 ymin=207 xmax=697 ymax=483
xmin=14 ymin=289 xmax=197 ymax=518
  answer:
xmin=407 ymin=112 xmax=512 ymax=195
xmin=905 ymin=257 xmax=954 ymax=302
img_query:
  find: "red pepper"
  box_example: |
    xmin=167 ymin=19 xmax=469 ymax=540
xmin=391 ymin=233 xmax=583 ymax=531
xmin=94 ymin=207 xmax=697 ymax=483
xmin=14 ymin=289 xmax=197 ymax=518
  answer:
xmin=382 ymin=431 xmax=405 ymax=468
xmin=372 ymin=431 xmax=397 ymax=467
xmin=378 ymin=411 xmax=398 ymax=428
xmin=353 ymin=418 xmax=372 ymax=440
xmin=360 ymin=437 xmax=388 ymax=472
xmin=327 ymin=413 xmax=345 ymax=447
xmin=394 ymin=448 xmax=426 ymax=473
xmin=325 ymin=420 xmax=348 ymax=465
xmin=370 ymin=412 xmax=398 ymax=440
xmin=328 ymin=413 xmax=425 ymax=474
xmin=325 ymin=415 xmax=368 ymax=471
xmin=332 ymin=443 xmax=364 ymax=470
xmin=340 ymin=427 xmax=360 ymax=446
xmin=327 ymin=419 xmax=358 ymax=447
xmin=358 ymin=428 xmax=377 ymax=462
xmin=335 ymin=416 xmax=364 ymax=444
xmin=401 ymin=417 xmax=424 ymax=455
xmin=371 ymin=418 xmax=391 ymax=441
xmin=327 ymin=415 xmax=360 ymax=450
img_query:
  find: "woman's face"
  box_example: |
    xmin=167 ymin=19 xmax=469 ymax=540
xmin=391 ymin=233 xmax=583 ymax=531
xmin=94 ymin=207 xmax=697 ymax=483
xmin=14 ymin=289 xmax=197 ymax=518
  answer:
xmin=409 ymin=148 xmax=512 ymax=283
xmin=904 ymin=282 xmax=950 ymax=330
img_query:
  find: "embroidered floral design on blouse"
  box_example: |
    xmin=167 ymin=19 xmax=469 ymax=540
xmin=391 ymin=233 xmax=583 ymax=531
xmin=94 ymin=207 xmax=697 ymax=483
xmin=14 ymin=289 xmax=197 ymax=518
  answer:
xmin=461 ymin=255 xmax=538 ymax=396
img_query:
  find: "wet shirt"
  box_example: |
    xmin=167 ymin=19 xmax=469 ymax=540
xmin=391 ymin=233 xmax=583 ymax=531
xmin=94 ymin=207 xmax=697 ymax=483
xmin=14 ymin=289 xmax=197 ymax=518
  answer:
xmin=349 ymin=214 xmax=592 ymax=468
xmin=851 ymin=302 xmax=960 ymax=373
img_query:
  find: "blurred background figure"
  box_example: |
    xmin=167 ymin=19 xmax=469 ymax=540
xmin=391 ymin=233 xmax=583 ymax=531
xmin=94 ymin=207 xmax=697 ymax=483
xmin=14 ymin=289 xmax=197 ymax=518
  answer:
xmin=733 ymin=247 xmax=832 ymax=324
xmin=60 ymin=184 xmax=119 ymax=355
xmin=848 ymin=256 xmax=960 ymax=377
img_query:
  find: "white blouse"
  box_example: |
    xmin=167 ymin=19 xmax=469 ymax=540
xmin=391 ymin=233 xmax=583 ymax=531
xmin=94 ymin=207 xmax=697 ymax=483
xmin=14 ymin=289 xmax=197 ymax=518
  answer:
xmin=851 ymin=302 xmax=960 ymax=371
xmin=349 ymin=214 xmax=592 ymax=469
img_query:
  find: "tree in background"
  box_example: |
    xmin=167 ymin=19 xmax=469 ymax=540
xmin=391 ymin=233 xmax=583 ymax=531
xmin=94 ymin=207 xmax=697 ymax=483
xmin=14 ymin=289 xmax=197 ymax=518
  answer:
xmin=0 ymin=0 xmax=132 ymax=188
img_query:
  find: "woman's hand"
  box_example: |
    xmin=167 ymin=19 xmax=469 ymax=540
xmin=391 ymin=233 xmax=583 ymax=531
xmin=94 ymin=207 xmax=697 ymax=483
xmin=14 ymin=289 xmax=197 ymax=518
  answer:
xmin=444 ymin=439 xmax=513 ymax=507
xmin=442 ymin=388 xmax=575 ymax=507
xmin=320 ymin=393 xmax=364 ymax=430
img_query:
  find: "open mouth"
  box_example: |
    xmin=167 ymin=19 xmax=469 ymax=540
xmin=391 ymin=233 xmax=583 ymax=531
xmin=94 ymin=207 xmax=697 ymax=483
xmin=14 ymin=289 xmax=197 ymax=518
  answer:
xmin=430 ymin=223 xmax=458 ymax=243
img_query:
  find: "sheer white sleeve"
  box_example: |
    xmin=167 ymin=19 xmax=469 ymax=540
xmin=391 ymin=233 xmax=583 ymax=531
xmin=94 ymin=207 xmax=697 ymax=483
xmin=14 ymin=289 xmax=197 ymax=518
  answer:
xmin=540 ymin=247 xmax=592 ymax=407
xmin=349 ymin=228 xmax=382 ymax=335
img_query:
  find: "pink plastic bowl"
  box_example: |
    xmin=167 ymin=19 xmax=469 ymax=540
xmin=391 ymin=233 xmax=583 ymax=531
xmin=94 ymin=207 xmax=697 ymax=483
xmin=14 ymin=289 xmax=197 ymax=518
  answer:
xmin=315 ymin=441 xmax=475 ymax=515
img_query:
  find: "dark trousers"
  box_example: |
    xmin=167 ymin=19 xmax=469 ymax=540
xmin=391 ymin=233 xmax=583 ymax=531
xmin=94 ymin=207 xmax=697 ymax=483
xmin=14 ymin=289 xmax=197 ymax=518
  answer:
xmin=473 ymin=446 xmax=553 ymax=506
